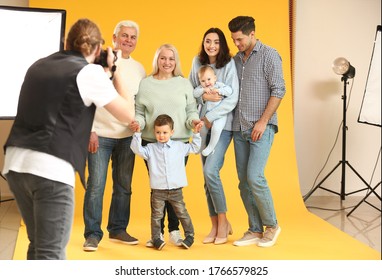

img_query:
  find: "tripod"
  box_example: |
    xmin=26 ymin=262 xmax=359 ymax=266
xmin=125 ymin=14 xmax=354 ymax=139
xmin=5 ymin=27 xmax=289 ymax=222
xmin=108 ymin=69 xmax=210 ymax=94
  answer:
xmin=304 ymin=76 xmax=372 ymax=201
xmin=347 ymin=181 xmax=381 ymax=216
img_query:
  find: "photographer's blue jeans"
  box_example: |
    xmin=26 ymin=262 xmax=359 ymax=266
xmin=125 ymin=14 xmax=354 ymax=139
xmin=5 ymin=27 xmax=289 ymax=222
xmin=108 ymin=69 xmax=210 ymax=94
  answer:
xmin=233 ymin=125 xmax=278 ymax=233
xmin=7 ymin=171 xmax=74 ymax=260
xmin=84 ymin=136 xmax=135 ymax=241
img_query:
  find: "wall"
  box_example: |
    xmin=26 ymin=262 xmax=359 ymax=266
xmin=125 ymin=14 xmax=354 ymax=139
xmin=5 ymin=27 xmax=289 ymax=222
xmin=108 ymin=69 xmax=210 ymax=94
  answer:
xmin=294 ymin=0 xmax=381 ymax=198
xmin=0 ymin=0 xmax=27 ymax=6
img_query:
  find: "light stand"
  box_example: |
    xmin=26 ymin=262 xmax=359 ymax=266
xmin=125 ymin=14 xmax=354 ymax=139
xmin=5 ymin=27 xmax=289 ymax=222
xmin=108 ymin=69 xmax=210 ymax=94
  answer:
xmin=347 ymin=181 xmax=381 ymax=216
xmin=304 ymin=58 xmax=372 ymax=201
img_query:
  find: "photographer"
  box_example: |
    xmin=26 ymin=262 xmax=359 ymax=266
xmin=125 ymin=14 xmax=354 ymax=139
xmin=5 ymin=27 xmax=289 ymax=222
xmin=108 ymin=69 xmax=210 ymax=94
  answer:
xmin=1 ymin=18 xmax=135 ymax=260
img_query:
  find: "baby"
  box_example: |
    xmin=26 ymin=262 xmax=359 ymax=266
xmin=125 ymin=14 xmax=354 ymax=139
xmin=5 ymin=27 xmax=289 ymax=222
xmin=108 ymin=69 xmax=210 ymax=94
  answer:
xmin=193 ymin=65 xmax=233 ymax=156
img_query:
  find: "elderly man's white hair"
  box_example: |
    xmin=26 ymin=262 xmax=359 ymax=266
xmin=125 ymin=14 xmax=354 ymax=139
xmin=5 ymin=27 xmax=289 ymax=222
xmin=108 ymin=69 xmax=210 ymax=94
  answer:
xmin=113 ymin=20 xmax=140 ymax=38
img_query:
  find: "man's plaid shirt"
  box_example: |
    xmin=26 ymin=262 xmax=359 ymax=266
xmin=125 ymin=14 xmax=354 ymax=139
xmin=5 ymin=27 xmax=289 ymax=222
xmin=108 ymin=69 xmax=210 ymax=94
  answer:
xmin=232 ymin=40 xmax=286 ymax=132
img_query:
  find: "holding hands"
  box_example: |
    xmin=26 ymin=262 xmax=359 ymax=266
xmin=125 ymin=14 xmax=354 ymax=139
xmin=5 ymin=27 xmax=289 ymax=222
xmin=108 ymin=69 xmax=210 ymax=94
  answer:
xmin=129 ymin=120 xmax=140 ymax=133
xmin=192 ymin=119 xmax=204 ymax=133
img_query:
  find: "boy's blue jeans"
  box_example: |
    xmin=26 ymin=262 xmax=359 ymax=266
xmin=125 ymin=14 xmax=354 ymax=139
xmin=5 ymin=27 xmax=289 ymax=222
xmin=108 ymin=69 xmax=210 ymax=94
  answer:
xmin=151 ymin=188 xmax=194 ymax=242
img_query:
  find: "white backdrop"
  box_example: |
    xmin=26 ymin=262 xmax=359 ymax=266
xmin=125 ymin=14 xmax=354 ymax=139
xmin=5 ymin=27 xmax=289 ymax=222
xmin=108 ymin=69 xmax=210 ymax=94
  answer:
xmin=0 ymin=6 xmax=65 ymax=119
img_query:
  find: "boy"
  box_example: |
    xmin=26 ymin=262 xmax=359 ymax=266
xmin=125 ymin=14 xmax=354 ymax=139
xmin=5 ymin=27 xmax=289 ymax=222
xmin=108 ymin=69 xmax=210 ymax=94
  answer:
xmin=130 ymin=114 xmax=203 ymax=250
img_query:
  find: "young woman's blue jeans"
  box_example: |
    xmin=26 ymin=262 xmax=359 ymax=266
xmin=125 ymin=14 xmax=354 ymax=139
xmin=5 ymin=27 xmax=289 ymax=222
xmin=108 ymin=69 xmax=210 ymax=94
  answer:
xmin=202 ymin=129 xmax=233 ymax=216
xmin=84 ymin=136 xmax=135 ymax=241
xmin=7 ymin=171 xmax=74 ymax=259
xmin=233 ymin=125 xmax=278 ymax=233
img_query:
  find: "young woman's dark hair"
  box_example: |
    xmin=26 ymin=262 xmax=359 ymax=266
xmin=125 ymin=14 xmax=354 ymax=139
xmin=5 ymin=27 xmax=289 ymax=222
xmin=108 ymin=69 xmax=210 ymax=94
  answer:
xmin=198 ymin=28 xmax=231 ymax=69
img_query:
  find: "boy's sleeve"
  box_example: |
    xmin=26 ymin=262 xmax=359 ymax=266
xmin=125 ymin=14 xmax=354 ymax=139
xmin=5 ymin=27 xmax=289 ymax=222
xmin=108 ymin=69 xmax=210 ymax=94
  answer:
xmin=130 ymin=132 xmax=150 ymax=160
xmin=185 ymin=133 xmax=202 ymax=155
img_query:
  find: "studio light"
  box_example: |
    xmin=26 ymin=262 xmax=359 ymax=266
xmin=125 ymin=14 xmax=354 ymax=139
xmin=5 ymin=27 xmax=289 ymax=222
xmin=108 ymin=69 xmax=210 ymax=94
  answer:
xmin=304 ymin=57 xmax=371 ymax=202
xmin=332 ymin=57 xmax=356 ymax=79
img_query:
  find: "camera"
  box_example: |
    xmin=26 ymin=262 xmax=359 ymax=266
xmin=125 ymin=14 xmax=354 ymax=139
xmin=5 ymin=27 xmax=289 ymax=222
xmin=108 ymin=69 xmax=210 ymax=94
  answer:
xmin=95 ymin=49 xmax=117 ymax=67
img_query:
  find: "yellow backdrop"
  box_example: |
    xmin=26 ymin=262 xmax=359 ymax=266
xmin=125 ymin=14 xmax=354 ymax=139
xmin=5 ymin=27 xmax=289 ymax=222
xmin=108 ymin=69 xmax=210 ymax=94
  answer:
xmin=29 ymin=0 xmax=301 ymax=224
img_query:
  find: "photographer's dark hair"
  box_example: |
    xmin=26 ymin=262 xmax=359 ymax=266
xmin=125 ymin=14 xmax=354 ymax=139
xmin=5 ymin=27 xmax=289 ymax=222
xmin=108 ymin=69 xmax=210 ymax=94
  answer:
xmin=228 ymin=16 xmax=256 ymax=35
xmin=154 ymin=114 xmax=174 ymax=130
xmin=198 ymin=27 xmax=231 ymax=69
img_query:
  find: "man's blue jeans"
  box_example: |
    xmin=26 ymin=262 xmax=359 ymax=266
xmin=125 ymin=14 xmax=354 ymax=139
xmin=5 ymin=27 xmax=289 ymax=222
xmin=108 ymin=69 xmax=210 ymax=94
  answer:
xmin=84 ymin=136 xmax=135 ymax=241
xmin=233 ymin=125 xmax=278 ymax=233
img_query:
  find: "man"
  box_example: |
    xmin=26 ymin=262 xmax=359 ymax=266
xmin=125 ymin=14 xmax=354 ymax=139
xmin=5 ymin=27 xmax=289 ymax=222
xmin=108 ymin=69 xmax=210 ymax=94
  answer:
xmin=228 ymin=16 xmax=285 ymax=247
xmin=83 ymin=20 xmax=146 ymax=252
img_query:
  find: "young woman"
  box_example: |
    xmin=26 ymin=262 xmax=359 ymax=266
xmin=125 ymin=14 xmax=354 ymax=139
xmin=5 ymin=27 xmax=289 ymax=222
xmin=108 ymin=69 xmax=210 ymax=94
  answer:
xmin=189 ymin=28 xmax=239 ymax=245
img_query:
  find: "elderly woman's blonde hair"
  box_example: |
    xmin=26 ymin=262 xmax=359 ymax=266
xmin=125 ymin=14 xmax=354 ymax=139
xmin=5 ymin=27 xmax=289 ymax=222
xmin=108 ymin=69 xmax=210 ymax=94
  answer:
xmin=150 ymin=43 xmax=184 ymax=77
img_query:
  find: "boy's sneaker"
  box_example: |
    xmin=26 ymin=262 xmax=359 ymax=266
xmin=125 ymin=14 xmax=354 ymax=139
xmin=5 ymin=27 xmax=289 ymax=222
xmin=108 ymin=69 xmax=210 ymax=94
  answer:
xmin=258 ymin=225 xmax=281 ymax=248
xmin=83 ymin=237 xmax=99 ymax=252
xmin=169 ymin=230 xmax=183 ymax=246
xmin=181 ymin=235 xmax=194 ymax=249
xmin=233 ymin=231 xmax=262 ymax=246
xmin=146 ymin=233 xmax=164 ymax=248
xmin=109 ymin=231 xmax=138 ymax=245
xmin=153 ymin=238 xmax=166 ymax=250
